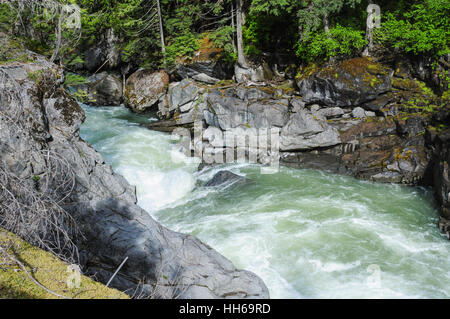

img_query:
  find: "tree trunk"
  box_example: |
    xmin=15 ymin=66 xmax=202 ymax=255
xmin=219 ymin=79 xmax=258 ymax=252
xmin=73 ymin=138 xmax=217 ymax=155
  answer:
xmin=50 ymin=9 xmax=62 ymax=63
xmin=364 ymin=0 xmax=375 ymax=56
xmin=231 ymin=0 xmax=236 ymax=54
xmin=323 ymin=15 xmax=330 ymax=33
xmin=156 ymin=0 xmax=166 ymax=55
xmin=236 ymin=0 xmax=248 ymax=68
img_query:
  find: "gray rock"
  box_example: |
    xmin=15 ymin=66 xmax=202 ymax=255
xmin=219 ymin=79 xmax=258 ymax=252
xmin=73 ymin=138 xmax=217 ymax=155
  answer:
xmin=169 ymin=79 xmax=202 ymax=112
xmin=352 ymin=107 xmax=366 ymax=118
xmin=84 ymin=72 xmax=123 ymax=106
xmin=235 ymin=64 xmax=272 ymax=83
xmin=297 ymin=58 xmax=392 ymax=107
xmin=247 ymin=100 xmax=290 ymax=128
xmin=280 ymin=109 xmax=341 ymax=151
xmin=125 ymin=69 xmax=169 ymax=113
xmin=205 ymin=171 xmax=251 ymax=187
xmin=316 ymin=107 xmax=345 ymax=119
xmin=84 ymin=47 xmax=105 ymax=72
xmin=175 ymin=60 xmax=233 ymax=82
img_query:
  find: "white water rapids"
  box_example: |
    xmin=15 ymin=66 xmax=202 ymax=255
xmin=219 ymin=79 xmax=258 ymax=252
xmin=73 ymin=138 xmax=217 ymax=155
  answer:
xmin=80 ymin=104 xmax=450 ymax=299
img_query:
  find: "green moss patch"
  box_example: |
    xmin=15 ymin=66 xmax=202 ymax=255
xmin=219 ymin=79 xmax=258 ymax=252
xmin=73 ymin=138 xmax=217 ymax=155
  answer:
xmin=0 ymin=229 xmax=129 ymax=299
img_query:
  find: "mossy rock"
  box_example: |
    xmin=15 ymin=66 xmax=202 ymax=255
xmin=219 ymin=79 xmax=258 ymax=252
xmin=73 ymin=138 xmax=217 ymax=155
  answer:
xmin=296 ymin=57 xmax=392 ymax=107
xmin=0 ymin=229 xmax=129 ymax=299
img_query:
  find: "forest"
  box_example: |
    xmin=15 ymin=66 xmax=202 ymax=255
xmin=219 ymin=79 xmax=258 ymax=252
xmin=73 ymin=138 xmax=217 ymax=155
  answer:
xmin=0 ymin=0 xmax=448 ymax=77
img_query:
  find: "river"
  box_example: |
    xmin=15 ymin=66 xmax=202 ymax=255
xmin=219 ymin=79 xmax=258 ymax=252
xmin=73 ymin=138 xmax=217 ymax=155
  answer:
xmin=80 ymin=104 xmax=450 ymax=299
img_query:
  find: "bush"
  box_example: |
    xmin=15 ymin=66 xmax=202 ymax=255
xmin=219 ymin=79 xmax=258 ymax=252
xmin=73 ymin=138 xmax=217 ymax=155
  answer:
xmin=296 ymin=25 xmax=367 ymax=63
xmin=208 ymin=26 xmax=237 ymax=64
xmin=374 ymin=0 xmax=450 ymax=58
xmin=64 ymin=73 xmax=88 ymax=87
xmin=164 ymin=32 xmax=200 ymax=67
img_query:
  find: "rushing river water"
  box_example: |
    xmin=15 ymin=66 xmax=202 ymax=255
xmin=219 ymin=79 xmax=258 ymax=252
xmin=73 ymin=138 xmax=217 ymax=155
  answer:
xmin=80 ymin=104 xmax=450 ymax=299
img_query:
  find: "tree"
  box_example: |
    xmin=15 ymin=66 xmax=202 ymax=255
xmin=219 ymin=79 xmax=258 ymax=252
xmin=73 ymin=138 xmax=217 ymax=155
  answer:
xmin=236 ymin=0 xmax=248 ymax=67
xmin=156 ymin=0 xmax=166 ymax=62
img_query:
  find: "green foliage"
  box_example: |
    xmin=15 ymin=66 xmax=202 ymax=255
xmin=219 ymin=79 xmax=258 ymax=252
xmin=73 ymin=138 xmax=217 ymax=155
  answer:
xmin=0 ymin=0 xmax=448 ymax=71
xmin=64 ymin=73 xmax=88 ymax=87
xmin=375 ymin=0 xmax=450 ymax=58
xmin=297 ymin=25 xmax=367 ymax=62
xmin=164 ymin=32 xmax=200 ymax=67
xmin=208 ymin=26 xmax=237 ymax=64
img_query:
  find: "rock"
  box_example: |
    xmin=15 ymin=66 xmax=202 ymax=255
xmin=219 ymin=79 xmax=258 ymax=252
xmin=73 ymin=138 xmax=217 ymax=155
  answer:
xmin=205 ymin=171 xmax=251 ymax=187
xmin=0 ymin=54 xmax=269 ymax=298
xmin=362 ymin=94 xmax=394 ymax=112
xmin=175 ymin=62 xmax=230 ymax=84
xmin=352 ymin=107 xmax=366 ymax=118
xmin=432 ymin=128 xmax=450 ymax=221
xmin=290 ymin=98 xmax=305 ymax=113
xmin=174 ymin=36 xmax=233 ymax=82
xmin=396 ymin=117 xmax=426 ymax=137
xmin=280 ymin=109 xmax=341 ymax=151
xmin=84 ymin=47 xmax=105 ymax=72
xmin=75 ymin=72 xmax=123 ymax=106
xmin=205 ymin=90 xmax=248 ymax=130
xmin=235 ymin=64 xmax=273 ymax=83
xmin=69 ymin=199 xmax=267 ymax=299
xmin=247 ymin=100 xmax=290 ymax=128
xmin=297 ymin=58 xmax=392 ymax=107
xmin=316 ymin=107 xmax=345 ymax=119
xmin=168 ymin=79 xmax=202 ymax=112
xmin=124 ymin=69 xmax=169 ymax=113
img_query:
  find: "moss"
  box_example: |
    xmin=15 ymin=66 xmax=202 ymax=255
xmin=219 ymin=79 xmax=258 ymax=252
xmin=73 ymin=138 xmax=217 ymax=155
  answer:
xmin=0 ymin=229 xmax=129 ymax=299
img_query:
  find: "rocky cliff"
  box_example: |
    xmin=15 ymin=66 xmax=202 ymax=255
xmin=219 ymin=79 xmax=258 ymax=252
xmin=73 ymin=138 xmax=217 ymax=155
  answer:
xmin=0 ymin=47 xmax=269 ymax=298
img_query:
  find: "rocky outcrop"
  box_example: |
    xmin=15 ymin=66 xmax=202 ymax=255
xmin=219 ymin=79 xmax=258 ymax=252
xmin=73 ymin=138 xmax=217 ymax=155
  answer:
xmin=124 ymin=69 xmax=169 ymax=113
xmin=173 ymin=36 xmax=233 ymax=84
xmin=145 ymin=57 xmax=448 ymax=189
xmin=0 ymin=55 xmax=269 ymax=298
xmin=71 ymin=72 xmax=123 ymax=106
xmin=296 ymin=58 xmax=392 ymax=108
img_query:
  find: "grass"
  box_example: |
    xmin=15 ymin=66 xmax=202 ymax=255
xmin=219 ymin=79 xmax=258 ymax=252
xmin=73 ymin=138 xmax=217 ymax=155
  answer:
xmin=0 ymin=228 xmax=129 ymax=299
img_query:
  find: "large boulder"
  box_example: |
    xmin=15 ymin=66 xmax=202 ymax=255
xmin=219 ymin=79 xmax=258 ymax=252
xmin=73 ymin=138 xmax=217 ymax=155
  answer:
xmin=81 ymin=72 xmax=123 ymax=106
xmin=124 ymin=69 xmax=169 ymax=113
xmin=297 ymin=58 xmax=392 ymax=107
xmin=0 ymin=54 xmax=269 ymax=298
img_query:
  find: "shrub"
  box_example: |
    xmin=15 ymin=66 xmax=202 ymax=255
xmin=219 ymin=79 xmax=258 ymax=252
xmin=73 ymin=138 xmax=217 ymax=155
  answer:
xmin=374 ymin=0 xmax=450 ymax=59
xmin=296 ymin=25 xmax=367 ymax=63
xmin=164 ymin=32 xmax=200 ymax=67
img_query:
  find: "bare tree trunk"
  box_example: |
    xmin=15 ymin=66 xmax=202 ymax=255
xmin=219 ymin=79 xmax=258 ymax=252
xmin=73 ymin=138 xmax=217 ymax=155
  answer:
xmin=323 ymin=15 xmax=330 ymax=33
xmin=156 ymin=0 xmax=166 ymax=55
xmin=236 ymin=0 xmax=248 ymax=68
xmin=50 ymin=9 xmax=62 ymax=63
xmin=231 ymin=0 xmax=236 ymax=54
xmin=364 ymin=0 xmax=375 ymax=56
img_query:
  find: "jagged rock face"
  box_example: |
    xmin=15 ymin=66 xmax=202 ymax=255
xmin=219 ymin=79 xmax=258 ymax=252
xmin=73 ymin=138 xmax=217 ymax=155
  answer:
xmin=176 ymin=61 xmax=232 ymax=84
xmin=297 ymin=58 xmax=392 ymax=108
xmin=71 ymin=72 xmax=123 ymax=106
xmin=0 ymin=58 xmax=269 ymax=298
xmin=124 ymin=69 xmax=169 ymax=113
